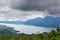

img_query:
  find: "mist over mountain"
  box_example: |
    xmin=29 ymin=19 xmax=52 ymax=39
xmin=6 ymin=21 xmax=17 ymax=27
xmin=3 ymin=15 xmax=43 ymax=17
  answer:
xmin=0 ymin=16 xmax=60 ymax=28
xmin=23 ymin=16 xmax=60 ymax=27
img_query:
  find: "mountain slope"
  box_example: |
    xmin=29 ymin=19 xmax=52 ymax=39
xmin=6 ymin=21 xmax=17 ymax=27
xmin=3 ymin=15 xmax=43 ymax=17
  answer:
xmin=0 ymin=16 xmax=60 ymax=28
xmin=22 ymin=16 xmax=60 ymax=27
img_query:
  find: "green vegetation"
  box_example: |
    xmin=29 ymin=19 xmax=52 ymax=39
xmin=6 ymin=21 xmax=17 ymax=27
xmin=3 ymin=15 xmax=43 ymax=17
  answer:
xmin=0 ymin=25 xmax=60 ymax=40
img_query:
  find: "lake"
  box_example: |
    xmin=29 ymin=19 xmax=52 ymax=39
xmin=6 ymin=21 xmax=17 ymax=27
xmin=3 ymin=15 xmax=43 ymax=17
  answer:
xmin=0 ymin=23 xmax=55 ymax=34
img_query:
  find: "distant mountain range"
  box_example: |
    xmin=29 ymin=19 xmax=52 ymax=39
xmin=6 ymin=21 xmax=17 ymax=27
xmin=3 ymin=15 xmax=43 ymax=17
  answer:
xmin=23 ymin=16 xmax=60 ymax=28
xmin=0 ymin=16 xmax=60 ymax=28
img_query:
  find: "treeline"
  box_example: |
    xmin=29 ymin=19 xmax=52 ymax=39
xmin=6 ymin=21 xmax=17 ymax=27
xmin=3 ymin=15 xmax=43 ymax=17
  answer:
xmin=0 ymin=25 xmax=60 ymax=40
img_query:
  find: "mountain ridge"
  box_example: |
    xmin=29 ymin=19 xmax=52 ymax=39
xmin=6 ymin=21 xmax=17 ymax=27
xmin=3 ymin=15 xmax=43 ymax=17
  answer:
xmin=0 ymin=16 xmax=60 ymax=28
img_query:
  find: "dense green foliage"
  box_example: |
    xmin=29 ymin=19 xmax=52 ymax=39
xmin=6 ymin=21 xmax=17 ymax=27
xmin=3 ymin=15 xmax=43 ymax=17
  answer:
xmin=0 ymin=25 xmax=60 ymax=40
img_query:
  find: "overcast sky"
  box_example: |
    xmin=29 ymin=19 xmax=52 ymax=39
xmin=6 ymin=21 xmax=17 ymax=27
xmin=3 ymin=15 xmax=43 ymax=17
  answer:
xmin=0 ymin=0 xmax=60 ymax=21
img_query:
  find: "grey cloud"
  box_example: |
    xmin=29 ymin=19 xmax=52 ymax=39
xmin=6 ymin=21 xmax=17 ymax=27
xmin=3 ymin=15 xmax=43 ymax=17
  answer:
xmin=0 ymin=0 xmax=11 ymax=6
xmin=0 ymin=0 xmax=60 ymax=21
xmin=0 ymin=6 xmax=47 ymax=21
xmin=11 ymin=0 xmax=60 ymax=16
xmin=11 ymin=0 xmax=58 ymax=10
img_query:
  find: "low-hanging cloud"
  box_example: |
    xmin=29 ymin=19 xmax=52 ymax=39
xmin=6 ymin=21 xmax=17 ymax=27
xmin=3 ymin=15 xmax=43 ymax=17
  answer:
xmin=0 ymin=6 xmax=48 ymax=21
xmin=11 ymin=0 xmax=60 ymax=16
xmin=0 ymin=0 xmax=60 ymax=21
xmin=0 ymin=0 xmax=49 ymax=21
